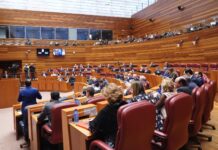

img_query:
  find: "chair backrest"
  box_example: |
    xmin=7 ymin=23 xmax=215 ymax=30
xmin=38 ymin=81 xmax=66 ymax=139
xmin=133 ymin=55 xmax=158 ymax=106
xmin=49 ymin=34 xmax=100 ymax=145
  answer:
xmin=202 ymin=83 xmax=214 ymax=124
xmin=209 ymin=80 xmax=217 ymax=104
xmin=190 ymin=87 xmax=206 ymax=136
xmin=115 ymin=101 xmax=155 ymax=150
xmin=191 ymin=87 xmax=198 ymax=107
xmin=50 ymin=102 xmax=77 ymax=144
xmin=163 ymin=93 xmax=193 ymax=150
xmin=87 ymin=95 xmax=106 ymax=104
xmin=209 ymin=63 xmax=218 ymax=70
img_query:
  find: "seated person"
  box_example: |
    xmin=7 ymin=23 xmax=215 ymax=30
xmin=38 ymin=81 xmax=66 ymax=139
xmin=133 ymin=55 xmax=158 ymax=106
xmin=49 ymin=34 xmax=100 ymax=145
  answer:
xmin=154 ymin=67 xmax=162 ymax=75
xmin=38 ymin=91 xmax=62 ymax=126
xmin=139 ymin=66 xmax=145 ymax=73
xmin=89 ymin=83 xmax=126 ymax=148
xmin=155 ymin=78 xmax=176 ymax=131
xmin=193 ymin=72 xmax=204 ymax=87
xmin=175 ymin=77 xmax=193 ymax=95
xmin=168 ymin=68 xmax=178 ymax=81
xmin=139 ymin=76 xmax=150 ymax=90
xmin=99 ymin=78 xmax=108 ymax=89
xmin=127 ymin=81 xmax=149 ymax=103
xmin=144 ymin=67 xmax=151 ymax=74
xmin=193 ymin=71 xmax=204 ymax=86
xmin=68 ymin=74 xmax=75 ymax=86
xmin=82 ymin=86 xmax=95 ymax=104
xmin=93 ymin=80 xmax=101 ymax=93
xmin=150 ymin=62 xmax=158 ymax=67
xmin=132 ymin=74 xmax=139 ymax=81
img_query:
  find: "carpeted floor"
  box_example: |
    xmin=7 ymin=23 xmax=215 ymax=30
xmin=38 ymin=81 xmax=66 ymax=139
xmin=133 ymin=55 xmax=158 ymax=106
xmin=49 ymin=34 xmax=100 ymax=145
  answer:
xmin=0 ymin=91 xmax=73 ymax=150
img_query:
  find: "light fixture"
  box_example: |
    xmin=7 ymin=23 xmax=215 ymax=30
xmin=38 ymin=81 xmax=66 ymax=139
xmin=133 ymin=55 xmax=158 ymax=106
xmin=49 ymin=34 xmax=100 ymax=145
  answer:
xmin=149 ymin=18 xmax=155 ymax=22
xmin=178 ymin=6 xmax=185 ymax=11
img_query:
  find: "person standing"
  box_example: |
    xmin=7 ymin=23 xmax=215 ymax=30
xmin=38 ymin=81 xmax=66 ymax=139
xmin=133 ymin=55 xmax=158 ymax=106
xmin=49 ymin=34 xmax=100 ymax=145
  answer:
xmin=2 ymin=70 xmax=9 ymax=78
xmin=23 ymin=64 xmax=30 ymax=79
xmin=29 ymin=63 xmax=36 ymax=80
xmin=18 ymin=80 xmax=42 ymax=147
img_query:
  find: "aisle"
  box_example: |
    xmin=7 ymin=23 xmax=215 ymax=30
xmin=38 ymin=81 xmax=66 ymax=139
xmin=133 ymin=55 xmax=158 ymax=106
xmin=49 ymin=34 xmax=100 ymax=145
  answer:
xmin=0 ymin=91 xmax=73 ymax=150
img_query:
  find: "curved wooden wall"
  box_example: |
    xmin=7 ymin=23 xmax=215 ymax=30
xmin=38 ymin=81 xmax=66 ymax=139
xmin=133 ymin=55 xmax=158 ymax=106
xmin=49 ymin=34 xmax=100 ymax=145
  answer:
xmin=0 ymin=8 xmax=131 ymax=39
xmin=132 ymin=0 xmax=218 ymax=37
xmin=0 ymin=26 xmax=217 ymax=72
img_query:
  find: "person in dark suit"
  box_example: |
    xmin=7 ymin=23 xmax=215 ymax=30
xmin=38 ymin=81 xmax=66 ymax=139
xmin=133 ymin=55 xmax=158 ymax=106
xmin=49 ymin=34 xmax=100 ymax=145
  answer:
xmin=18 ymin=79 xmax=42 ymax=147
xmin=89 ymin=83 xmax=126 ymax=148
xmin=175 ymin=77 xmax=192 ymax=95
xmin=184 ymin=69 xmax=199 ymax=88
xmin=2 ymin=70 xmax=9 ymax=78
xmin=29 ymin=63 xmax=36 ymax=80
xmin=38 ymin=91 xmax=61 ymax=126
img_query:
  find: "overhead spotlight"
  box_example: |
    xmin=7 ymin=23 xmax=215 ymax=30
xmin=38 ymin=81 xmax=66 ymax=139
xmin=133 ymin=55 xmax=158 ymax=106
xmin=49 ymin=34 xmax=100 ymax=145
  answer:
xmin=178 ymin=5 xmax=185 ymax=11
xmin=149 ymin=18 xmax=155 ymax=22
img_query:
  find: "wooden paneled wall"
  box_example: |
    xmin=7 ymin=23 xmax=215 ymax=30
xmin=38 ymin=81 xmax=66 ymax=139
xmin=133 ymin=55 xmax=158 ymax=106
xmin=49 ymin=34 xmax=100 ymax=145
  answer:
xmin=0 ymin=8 xmax=131 ymax=39
xmin=131 ymin=0 xmax=218 ymax=37
xmin=0 ymin=27 xmax=218 ymax=72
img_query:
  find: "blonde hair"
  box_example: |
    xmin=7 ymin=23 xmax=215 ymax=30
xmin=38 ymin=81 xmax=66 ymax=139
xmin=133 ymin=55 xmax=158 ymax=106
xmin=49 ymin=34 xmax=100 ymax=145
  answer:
xmin=131 ymin=81 xmax=145 ymax=97
xmin=102 ymin=83 xmax=123 ymax=103
xmin=161 ymin=78 xmax=174 ymax=93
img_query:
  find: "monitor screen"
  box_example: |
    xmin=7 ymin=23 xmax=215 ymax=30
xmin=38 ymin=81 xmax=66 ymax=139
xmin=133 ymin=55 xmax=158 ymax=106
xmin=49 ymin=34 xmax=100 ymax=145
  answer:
xmin=53 ymin=48 xmax=65 ymax=56
xmin=36 ymin=48 xmax=50 ymax=56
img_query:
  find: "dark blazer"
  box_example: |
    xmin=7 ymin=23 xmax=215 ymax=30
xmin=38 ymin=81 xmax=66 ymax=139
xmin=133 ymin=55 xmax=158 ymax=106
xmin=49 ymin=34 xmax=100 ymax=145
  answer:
xmin=18 ymin=86 xmax=42 ymax=114
xmin=177 ymin=86 xmax=192 ymax=95
xmin=89 ymin=100 xmax=127 ymax=147
xmin=38 ymin=100 xmax=62 ymax=125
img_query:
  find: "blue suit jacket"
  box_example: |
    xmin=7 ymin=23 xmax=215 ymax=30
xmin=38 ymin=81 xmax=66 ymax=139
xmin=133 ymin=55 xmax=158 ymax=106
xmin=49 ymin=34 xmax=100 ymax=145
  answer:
xmin=18 ymin=86 xmax=42 ymax=114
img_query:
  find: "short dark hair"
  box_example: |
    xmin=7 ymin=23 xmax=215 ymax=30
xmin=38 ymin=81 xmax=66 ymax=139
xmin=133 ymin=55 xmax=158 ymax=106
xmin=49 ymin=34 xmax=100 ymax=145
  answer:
xmin=185 ymin=69 xmax=193 ymax=75
xmin=51 ymin=91 xmax=60 ymax=100
xmin=86 ymin=86 xmax=95 ymax=97
xmin=25 ymin=79 xmax=31 ymax=87
xmin=178 ymin=78 xmax=188 ymax=86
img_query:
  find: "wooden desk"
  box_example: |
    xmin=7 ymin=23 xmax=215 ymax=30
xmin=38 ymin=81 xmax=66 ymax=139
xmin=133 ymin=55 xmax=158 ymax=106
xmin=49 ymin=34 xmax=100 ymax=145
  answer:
xmin=12 ymin=99 xmax=49 ymax=140
xmin=210 ymin=70 xmax=218 ymax=92
xmin=31 ymin=114 xmax=40 ymax=150
xmin=13 ymin=107 xmax=22 ymax=140
xmin=0 ymin=78 xmax=20 ymax=108
xmin=29 ymin=100 xmax=75 ymax=150
xmin=27 ymin=104 xmax=44 ymax=141
xmin=61 ymin=104 xmax=97 ymax=150
xmin=69 ymin=119 xmax=92 ymax=150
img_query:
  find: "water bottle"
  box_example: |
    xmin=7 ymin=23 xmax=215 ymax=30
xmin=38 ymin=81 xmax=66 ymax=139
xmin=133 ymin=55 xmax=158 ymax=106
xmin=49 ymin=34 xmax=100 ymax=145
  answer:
xmin=73 ymin=109 xmax=79 ymax=123
xmin=75 ymin=99 xmax=80 ymax=105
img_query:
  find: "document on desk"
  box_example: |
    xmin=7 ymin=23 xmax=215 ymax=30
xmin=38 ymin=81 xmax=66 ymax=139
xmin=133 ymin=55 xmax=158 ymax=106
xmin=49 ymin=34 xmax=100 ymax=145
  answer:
xmin=76 ymin=119 xmax=93 ymax=130
xmin=84 ymin=107 xmax=97 ymax=117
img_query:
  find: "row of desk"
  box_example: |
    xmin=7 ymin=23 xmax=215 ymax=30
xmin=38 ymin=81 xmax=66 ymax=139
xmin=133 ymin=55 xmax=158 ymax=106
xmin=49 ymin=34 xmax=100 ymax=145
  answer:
xmin=13 ymin=96 xmax=110 ymax=150
xmin=12 ymin=77 xmax=159 ymax=150
xmin=31 ymin=80 xmax=73 ymax=92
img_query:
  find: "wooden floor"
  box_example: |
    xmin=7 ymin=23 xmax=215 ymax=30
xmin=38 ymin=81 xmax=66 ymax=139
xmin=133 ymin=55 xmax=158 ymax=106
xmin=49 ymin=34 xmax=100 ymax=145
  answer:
xmin=200 ymin=94 xmax=218 ymax=150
